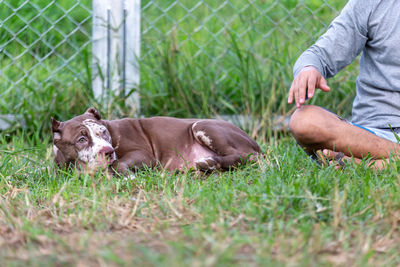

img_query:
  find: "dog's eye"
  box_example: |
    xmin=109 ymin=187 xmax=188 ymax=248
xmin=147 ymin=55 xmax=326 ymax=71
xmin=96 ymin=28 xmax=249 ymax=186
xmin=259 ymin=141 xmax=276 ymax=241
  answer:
xmin=77 ymin=136 xmax=87 ymax=143
xmin=102 ymin=129 xmax=109 ymax=139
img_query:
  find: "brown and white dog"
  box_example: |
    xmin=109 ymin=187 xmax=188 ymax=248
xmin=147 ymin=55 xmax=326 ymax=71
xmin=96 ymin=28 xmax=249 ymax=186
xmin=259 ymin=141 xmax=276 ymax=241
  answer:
xmin=51 ymin=108 xmax=261 ymax=175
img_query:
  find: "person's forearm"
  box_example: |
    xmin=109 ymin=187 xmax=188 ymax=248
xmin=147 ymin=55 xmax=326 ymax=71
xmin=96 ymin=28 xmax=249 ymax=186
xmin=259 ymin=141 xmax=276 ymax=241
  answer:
xmin=292 ymin=0 xmax=371 ymax=79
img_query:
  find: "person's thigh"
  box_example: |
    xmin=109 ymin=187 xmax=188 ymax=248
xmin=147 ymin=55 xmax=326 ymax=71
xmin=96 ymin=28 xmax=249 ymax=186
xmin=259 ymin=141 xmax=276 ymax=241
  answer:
xmin=353 ymin=125 xmax=400 ymax=144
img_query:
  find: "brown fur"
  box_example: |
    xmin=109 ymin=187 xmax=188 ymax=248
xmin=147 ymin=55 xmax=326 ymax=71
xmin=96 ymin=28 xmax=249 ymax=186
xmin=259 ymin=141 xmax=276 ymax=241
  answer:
xmin=52 ymin=108 xmax=261 ymax=174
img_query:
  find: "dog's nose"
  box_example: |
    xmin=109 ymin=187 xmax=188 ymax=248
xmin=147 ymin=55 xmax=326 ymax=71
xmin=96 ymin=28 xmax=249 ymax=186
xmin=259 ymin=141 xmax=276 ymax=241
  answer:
xmin=99 ymin=146 xmax=114 ymax=157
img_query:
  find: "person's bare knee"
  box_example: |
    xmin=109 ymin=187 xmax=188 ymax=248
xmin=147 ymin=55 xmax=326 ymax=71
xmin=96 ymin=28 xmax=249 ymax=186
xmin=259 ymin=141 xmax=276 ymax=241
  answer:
xmin=289 ymin=105 xmax=331 ymax=145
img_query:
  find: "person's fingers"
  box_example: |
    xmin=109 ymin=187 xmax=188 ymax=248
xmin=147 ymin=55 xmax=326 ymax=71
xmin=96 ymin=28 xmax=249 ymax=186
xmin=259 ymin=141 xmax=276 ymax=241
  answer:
xmin=318 ymin=76 xmax=330 ymax=92
xmin=294 ymin=79 xmax=300 ymax=107
xmin=288 ymin=81 xmax=295 ymax=104
xmin=297 ymin=75 xmax=308 ymax=106
xmin=288 ymin=67 xmax=330 ymax=107
xmin=307 ymin=74 xmax=317 ymax=99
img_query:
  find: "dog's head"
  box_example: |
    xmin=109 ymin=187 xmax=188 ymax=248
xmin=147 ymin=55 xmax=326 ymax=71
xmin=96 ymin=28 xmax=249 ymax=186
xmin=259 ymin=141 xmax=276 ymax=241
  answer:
xmin=51 ymin=107 xmax=116 ymax=173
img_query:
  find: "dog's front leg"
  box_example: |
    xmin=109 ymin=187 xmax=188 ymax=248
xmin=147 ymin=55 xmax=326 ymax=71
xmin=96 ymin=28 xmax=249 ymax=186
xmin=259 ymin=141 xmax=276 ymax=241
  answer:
xmin=111 ymin=150 xmax=157 ymax=175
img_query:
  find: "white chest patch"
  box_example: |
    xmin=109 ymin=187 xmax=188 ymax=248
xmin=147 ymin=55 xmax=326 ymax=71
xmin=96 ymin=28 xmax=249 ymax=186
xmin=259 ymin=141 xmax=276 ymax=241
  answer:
xmin=78 ymin=119 xmax=116 ymax=172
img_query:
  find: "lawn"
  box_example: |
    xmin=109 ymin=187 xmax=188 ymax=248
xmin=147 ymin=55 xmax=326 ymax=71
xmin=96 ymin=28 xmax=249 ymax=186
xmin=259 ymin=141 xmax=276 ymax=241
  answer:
xmin=2 ymin=133 xmax=400 ymax=266
xmin=2 ymin=0 xmax=400 ymax=266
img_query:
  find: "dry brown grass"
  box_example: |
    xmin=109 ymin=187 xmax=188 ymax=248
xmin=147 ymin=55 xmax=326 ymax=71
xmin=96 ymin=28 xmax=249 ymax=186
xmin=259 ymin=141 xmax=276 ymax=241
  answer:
xmin=1 ymin=179 xmax=400 ymax=266
xmin=0 ymin=182 xmax=201 ymax=265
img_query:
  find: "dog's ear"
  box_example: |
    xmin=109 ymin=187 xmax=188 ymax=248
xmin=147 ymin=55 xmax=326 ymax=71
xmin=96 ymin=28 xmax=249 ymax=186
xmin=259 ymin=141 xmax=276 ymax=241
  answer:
xmin=85 ymin=107 xmax=102 ymax=120
xmin=51 ymin=117 xmax=62 ymax=141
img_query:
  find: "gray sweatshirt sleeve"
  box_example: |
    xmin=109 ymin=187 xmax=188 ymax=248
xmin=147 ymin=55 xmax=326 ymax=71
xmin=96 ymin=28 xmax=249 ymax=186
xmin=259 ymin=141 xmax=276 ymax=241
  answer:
xmin=293 ymin=0 xmax=376 ymax=78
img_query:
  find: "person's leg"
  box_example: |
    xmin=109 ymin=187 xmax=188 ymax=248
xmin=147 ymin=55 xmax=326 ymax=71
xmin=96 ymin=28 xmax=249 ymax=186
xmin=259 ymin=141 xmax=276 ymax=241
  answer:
xmin=289 ymin=105 xmax=400 ymax=161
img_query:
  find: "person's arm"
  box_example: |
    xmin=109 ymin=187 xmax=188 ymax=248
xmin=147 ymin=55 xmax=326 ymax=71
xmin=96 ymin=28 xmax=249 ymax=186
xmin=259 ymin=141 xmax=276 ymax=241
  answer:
xmin=288 ymin=0 xmax=376 ymax=108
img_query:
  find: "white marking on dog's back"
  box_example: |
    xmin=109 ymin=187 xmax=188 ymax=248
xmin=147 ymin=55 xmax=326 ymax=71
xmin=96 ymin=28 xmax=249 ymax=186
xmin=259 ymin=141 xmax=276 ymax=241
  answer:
xmin=191 ymin=121 xmax=199 ymax=131
xmin=194 ymin=131 xmax=212 ymax=147
xmin=192 ymin=121 xmax=213 ymax=148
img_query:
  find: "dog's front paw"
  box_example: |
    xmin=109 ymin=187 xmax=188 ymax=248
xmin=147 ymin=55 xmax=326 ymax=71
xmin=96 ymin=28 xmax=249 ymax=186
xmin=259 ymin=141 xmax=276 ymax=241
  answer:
xmin=110 ymin=161 xmax=129 ymax=175
xmin=123 ymin=173 xmax=136 ymax=181
xmin=195 ymin=157 xmax=220 ymax=172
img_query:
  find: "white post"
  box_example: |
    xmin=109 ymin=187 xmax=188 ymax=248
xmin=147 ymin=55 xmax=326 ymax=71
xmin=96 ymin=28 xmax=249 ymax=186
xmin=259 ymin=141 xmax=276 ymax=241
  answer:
xmin=92 ymin=0 xmax=141 ymax=113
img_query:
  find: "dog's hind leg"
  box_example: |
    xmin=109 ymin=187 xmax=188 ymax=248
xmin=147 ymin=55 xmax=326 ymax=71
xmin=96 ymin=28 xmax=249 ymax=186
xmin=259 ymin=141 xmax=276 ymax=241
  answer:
xmin=191 ymin=120 xmax=260 ymax=171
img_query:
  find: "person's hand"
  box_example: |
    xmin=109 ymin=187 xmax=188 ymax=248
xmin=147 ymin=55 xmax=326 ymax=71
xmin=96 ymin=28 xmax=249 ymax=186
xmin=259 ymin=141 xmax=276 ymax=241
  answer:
xmin=288 ymin=66 xmax=331 ymax=108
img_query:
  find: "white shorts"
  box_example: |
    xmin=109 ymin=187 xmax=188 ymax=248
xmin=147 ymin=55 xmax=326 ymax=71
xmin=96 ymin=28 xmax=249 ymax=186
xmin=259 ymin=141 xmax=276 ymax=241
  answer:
xmin=352 ymin=123 xmax=400 ymax=144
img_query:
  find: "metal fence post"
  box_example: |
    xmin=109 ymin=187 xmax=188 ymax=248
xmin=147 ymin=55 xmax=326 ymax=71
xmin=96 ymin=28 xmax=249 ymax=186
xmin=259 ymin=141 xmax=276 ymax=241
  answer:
xmin=92 ymin=0 xmax=140 ymax=113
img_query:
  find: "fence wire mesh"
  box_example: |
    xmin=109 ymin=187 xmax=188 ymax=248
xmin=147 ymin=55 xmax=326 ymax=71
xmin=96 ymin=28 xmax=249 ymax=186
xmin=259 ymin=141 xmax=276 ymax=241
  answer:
xmin=0 ymin=0 xmax=91 ymax=103
xmin=141 ymin=0 xmax=341 ymax=63
xmin=0 ymin=0 xmax=350 ymax=117
xmin=139 ymin=0 xmax=348 ymax=117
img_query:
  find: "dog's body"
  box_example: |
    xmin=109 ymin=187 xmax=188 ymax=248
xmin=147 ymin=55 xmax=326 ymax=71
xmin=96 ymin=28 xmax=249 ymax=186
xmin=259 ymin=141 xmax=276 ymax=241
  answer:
xmin=52 ymin=108 xmax=261 ymax=174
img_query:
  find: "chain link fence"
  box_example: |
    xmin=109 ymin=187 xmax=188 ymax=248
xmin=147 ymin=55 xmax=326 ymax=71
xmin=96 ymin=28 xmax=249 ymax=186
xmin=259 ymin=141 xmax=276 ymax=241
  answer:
xmin=0 ymin=0 xmax=91 ymax=102
xmin=0 ymin=0 xmax=351 ymax=120
xmin=139 ymin=0 xmax=351 ymax=118
xmin=141 ymin=0 xmax=342 ymax=70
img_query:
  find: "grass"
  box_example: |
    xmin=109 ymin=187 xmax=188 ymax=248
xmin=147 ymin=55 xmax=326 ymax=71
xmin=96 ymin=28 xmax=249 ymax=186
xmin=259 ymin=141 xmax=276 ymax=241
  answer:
xmin=2 ymin=134 xmax=400 ymax=266
xmin=2 ymin=0 xmax=400 ymax=265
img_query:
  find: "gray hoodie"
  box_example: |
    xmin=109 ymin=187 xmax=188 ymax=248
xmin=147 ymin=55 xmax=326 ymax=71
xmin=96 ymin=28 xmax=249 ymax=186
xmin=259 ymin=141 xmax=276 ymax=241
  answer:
xmin=294 ymin=0 xmax=400 ymax=128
